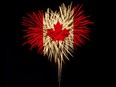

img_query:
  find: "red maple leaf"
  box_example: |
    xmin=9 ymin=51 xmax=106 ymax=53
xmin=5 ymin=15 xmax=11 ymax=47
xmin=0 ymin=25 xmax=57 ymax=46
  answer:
xmin=47 ymin=22 xmax=69 ymax=41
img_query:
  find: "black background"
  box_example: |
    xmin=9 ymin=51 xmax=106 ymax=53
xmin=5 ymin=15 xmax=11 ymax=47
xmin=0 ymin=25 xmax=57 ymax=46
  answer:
xmin=4 ymin=0 xmax=97 ymax=87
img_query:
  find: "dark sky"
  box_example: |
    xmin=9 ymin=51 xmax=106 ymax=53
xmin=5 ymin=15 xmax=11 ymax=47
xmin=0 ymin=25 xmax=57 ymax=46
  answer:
xmin=4 ymin=0 xmax=97 ymax=87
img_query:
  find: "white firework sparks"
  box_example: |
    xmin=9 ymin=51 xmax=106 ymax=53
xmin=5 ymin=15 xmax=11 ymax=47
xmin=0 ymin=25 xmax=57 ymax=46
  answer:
xmin=43 ymin=3 xmax=74 ymax=87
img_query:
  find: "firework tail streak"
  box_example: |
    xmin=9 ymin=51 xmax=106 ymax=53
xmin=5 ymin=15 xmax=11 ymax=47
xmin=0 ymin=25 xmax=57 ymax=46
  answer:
xmin=22 ymin=2 xmax=93 ymax=87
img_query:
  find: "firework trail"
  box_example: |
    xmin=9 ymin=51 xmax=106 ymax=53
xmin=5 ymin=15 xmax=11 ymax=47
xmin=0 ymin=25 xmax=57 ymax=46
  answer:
xmin=22 ymin=2 xmax=93 ymax=87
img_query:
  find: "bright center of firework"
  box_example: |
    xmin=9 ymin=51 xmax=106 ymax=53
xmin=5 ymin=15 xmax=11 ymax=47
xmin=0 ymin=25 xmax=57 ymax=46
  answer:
xmin=47 ymin=22 xmax=69 ymax=41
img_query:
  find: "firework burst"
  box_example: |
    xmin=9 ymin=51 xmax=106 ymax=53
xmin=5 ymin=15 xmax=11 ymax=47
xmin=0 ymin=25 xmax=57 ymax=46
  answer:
xmin=22 ymin=2 xmax=93 ymax=87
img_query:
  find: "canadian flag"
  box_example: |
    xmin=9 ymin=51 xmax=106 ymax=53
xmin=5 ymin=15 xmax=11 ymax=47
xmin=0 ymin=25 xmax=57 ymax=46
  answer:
xmin=22 ymin=3 xmax=93 ymax=86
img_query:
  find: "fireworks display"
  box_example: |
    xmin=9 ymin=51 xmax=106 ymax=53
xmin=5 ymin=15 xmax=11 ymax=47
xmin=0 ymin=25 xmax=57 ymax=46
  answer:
xmin=22 ymin=2 xmax=93 ymax=87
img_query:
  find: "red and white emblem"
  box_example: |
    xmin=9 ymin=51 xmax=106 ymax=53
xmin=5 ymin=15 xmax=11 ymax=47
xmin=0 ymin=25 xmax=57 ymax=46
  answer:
xmin=22 ymin=3 xmax=93 ymax=87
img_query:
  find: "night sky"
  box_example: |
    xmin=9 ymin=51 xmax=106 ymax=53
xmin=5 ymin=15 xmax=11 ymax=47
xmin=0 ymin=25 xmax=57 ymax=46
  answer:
xmin=4 ymin=0 xmax=97 ymax=87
